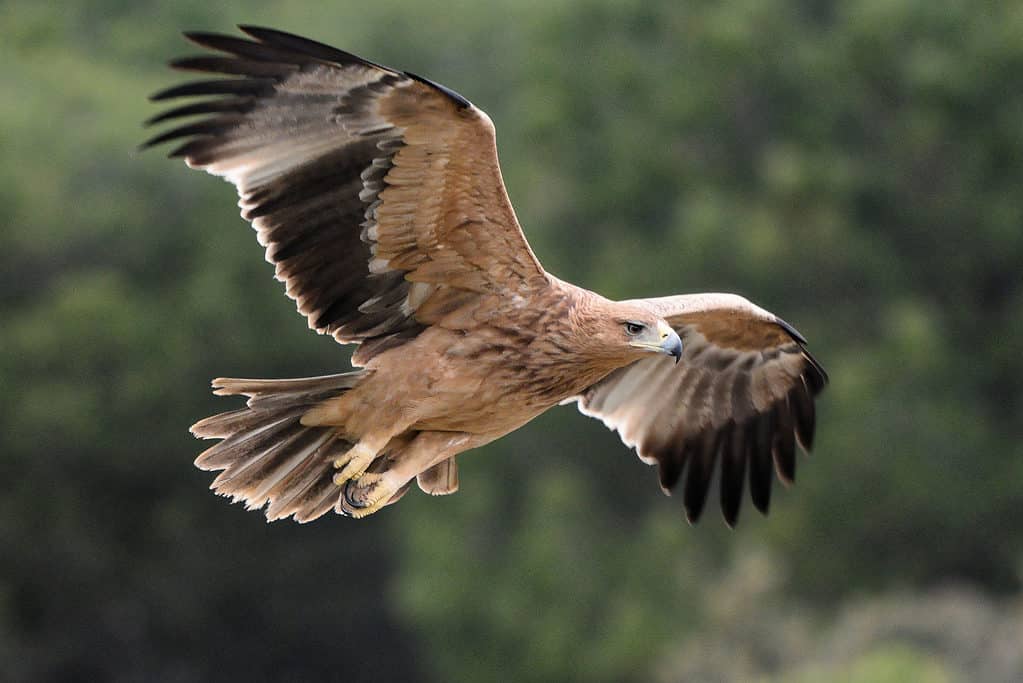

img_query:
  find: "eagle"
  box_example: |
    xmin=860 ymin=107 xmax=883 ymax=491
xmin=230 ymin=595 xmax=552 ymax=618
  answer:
xmin=144 ymin=26 xmax=827 ymax=527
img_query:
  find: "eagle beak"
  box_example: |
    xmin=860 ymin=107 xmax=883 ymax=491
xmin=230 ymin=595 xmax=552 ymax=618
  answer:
xmin=658 ymin=321 xmax=683 ymax=364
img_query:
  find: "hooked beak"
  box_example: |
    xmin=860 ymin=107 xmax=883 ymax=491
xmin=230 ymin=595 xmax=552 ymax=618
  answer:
xmin=658 ymin=321 xmax=683 ymax=364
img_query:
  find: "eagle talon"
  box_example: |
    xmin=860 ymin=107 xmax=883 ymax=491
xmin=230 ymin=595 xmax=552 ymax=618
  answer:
xmin=341 ymin=479 xmax=369 ymax=509
xmin=337 ymin=473 xmax=398 ymax=518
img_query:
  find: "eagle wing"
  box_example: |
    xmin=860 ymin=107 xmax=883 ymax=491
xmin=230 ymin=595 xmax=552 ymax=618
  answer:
xmin=570 ymin=293 xmax=827 ymax=527
xmin=144 ymin=26 xmax=547 ymax=364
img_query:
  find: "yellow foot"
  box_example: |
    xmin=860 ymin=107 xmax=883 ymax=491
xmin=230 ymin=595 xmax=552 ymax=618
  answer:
xmin=336 ymin=473 xmax=405 ymax=518
xmin=332 ymin=442 xmax=379 ymax=484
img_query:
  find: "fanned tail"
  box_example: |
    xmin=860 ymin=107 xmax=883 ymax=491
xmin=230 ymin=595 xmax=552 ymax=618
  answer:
xmin=191 ymin=371 xmax=366 ymax=522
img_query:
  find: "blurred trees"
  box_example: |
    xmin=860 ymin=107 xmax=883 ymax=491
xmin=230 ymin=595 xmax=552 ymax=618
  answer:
xmin=2 ymin=0 xmax=1021 ymax=681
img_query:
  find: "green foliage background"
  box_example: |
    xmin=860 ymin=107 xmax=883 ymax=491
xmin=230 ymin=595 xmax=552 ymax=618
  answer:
xmin=3 ymin=1 xmax=1022 ymax=680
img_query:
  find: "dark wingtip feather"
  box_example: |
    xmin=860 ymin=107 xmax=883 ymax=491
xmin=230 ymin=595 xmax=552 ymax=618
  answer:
xmin=718 ymin=426 xmax=745 ymax=528
xmin=803 ymin=351 xmax=829 ymax=394
xmin=790 ymin=379 xmax=817 ymax=451
xmin=144 ymin=97 xmax=254 ymax=126
xmin=169 ymin=55 xmax=298 ymax=78
xmin=139 ymin=119 xmax=237 ymax=150
xmin=181 ymin=31 xmax=266 ymax=63
xmin=183 ymin=30 xmax=228 ymax=46
xmin=169 ymin=55 xmax=233 ymax=72
xmin=682 ymin=468 xmax=708 ymax=525
xmin=149 ymin=78 xmax=273 ymax=101
xmin=237 ymin=25 xmax=389 ymax=71
xmin=682 ymin=436 xmax=718 ymax=525
xmin=772 ymin=403 xmax=797 ymax=486
xmin=749 ymin=473 xmax=771 ymax=514
xmin=749 ymin=413 xmax=774 ymax=515
xmin=655 ymin=443 xmax=685 ymax=494
xmin=774 ymin=317 xmax=829 ymax=394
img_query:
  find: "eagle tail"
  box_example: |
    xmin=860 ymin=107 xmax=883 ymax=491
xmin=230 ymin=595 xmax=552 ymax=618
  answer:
xmin=190 ymin=371 xmax=366 ymax=522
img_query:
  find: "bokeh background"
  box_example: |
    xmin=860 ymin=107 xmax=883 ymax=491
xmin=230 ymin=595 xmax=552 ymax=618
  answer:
xmin=4 ymin=1 xmax=1023 ymax=680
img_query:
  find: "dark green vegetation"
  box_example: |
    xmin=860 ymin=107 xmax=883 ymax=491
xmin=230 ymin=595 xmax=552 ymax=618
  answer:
xmin=3 ymin=1 xmax=1022 ymax=680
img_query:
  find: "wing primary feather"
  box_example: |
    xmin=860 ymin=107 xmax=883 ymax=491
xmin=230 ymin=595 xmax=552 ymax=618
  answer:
xmin=139 ymin=117 xmax=243 ymax=149
xmin=802 ymin=351 xmax=829 ymax=394
xmin=718 ymin=424 xmax=745 ymax=528
xmin=683 ymin=432 xmax=719 ymax=525
xmin=656 ymin=440 xmax=686 ymax=494
xmin=237 ymin=25 xmax=395 ymax=72
xmin=183 ymin=31 xmax=264 ymax=54
xmin=144 ymin=97 xmax=255 ymax=125
xmin=749 ymin=413 xmax=774 ymax=514
xmin=772 ymin=401 xmax=797 ymax=485
xmin=774 ymin=318 xmax=829 ymax=394
xmin=790 ymin=377 xmax=817 ymax=450
xmin=149 ymin=78 xmax=274 ymax=101
xmin=169 ymin=55 xmax=299 ymax=78
xmin=183 ymin=31 xmax=316 ymax=63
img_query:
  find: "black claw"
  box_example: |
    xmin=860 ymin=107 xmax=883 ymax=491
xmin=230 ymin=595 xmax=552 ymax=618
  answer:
xmin=341 ymin=479 xmax=369 ymax=510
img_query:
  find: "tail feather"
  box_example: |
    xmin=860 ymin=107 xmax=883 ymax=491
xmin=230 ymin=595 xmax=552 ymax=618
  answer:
xmin=210 ymin=424 xmax=315 ymax=495
xmin=245 ymin=430 xmax=334 ymax=507
xmin=195 ymin=414 xmax=300 ymax=470
xmin=293 ymin=471 xmax=345 ymax=523
xmin=191 ymin=370 xmax=365 ymax=522
xmin=211 ymin=373 xmax=362 ymax=397
xmin=264 ymin=442 xmax=338 ymax=521
xmin=191 ymin=407 xmax=275 ymax=439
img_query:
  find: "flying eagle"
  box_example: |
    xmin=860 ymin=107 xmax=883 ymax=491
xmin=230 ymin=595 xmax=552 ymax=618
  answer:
xmin=144 ymin=26 xmax=827 ymax=527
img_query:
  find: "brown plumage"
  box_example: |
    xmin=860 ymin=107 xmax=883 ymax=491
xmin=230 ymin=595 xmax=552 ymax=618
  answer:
xmin=144 ymin=26 xmax=827 ymax=526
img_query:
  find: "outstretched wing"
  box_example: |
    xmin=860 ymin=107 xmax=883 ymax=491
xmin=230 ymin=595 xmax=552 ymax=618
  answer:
xmin=144 ymin=26 xmax=547 ymax=364
xmin=571 ymin=293 xmax=827 ymax=527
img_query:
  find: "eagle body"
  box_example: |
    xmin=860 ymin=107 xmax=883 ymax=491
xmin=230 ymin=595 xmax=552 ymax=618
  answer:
xmin=146 ymin=26 xmax=827 ymax=526
xmin=338 ymin=279 xmax=661 ymax=434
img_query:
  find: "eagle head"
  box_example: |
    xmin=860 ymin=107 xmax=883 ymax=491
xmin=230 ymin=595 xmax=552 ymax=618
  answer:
xmin=621 ymin=317 xmax=683 ymax=364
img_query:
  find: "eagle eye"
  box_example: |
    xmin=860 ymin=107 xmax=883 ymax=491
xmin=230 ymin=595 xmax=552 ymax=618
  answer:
xmin=624 ymin=322 xmax=646 ymax=336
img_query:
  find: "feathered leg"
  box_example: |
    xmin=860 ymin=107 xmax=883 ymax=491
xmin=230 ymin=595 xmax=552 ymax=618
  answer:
xmin=417 ymin=457 xmax=459 ymax=495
